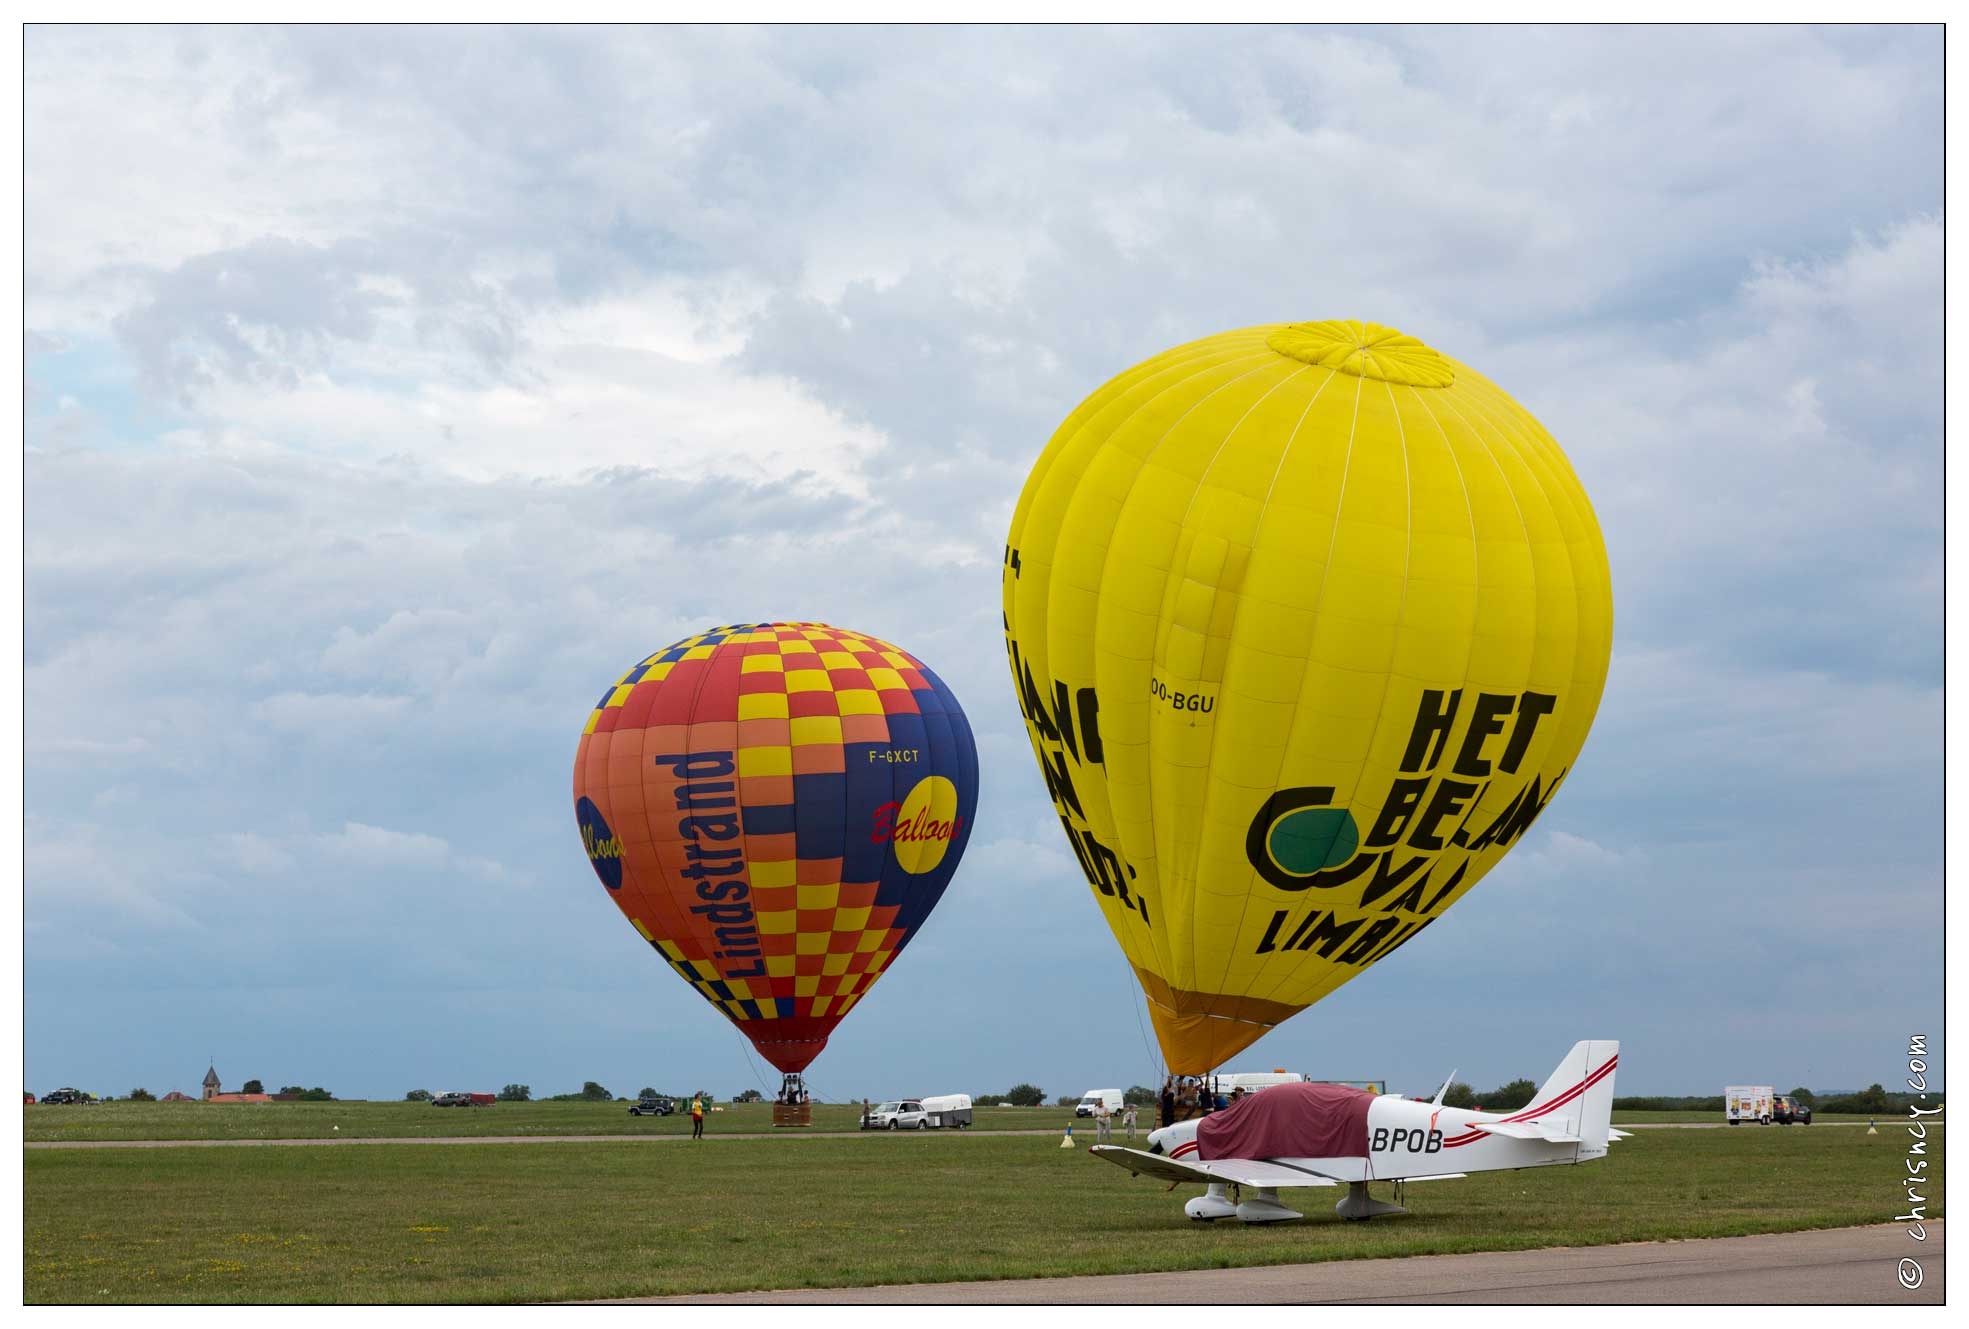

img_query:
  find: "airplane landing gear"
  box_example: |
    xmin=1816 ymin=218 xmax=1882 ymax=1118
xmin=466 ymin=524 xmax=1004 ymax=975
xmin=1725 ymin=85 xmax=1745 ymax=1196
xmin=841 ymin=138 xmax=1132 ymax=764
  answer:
xmin=1335 ymin=1180 xmax=1408 ymax=1221
xmin=1235 ymin=1186 xmax=1304 ymax=1224
xmin=1185 ymin=1182 xmax=1238 ymax=1221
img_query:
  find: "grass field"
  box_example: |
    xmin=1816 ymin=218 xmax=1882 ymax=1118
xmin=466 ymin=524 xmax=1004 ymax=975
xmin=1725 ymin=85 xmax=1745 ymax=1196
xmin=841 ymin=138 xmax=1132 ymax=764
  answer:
xmin=22 ymin=1100 xmax=1061 ymax=1141
xmin=21 ymin=1099 xmax=1906 ymax=1143
xmin=24 ymin=1115 xmax=1943 ymax=1303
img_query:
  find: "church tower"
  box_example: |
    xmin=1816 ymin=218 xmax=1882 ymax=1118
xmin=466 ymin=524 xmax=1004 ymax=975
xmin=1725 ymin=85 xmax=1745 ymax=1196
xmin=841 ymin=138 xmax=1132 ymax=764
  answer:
xmin=202 ymin=1065 xmax=221 ymax=1101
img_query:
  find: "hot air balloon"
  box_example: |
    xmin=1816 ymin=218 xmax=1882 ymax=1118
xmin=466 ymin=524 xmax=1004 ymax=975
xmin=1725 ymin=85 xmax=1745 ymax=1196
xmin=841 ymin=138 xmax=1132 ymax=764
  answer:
xmin=1003 ymin=321 xmax=1611 ymax=1073
xmin=573 ymin=622 xmax=978 ymax=1082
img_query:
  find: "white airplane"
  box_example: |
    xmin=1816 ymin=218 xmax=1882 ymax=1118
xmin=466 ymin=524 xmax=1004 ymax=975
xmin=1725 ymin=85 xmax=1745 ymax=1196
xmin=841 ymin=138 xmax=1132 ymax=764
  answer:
xmin=1093 ymin=1040 xmax=1624 ymax=1224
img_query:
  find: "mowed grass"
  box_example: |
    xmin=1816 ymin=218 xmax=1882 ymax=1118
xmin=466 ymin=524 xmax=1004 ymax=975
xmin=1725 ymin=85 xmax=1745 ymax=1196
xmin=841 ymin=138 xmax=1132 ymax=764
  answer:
xmin=22 ymin=1100 xmax=1065 ymax=1142
xmin=23 ymin=1098 xmax=1907 ymax=1143
xmin=25 ymin=1120 xmax=1942 ymax=1303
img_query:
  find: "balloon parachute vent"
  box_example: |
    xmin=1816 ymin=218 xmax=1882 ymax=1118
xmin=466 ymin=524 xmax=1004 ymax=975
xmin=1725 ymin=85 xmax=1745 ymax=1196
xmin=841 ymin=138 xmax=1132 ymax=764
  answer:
xmin=1265 ymin=320 xmax=1455 ymax=387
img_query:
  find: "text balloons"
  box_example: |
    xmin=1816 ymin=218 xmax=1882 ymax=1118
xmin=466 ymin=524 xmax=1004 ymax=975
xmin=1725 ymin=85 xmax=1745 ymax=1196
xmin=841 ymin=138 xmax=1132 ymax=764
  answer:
xmin=574 ymin=622 xmax=978 ymax=1072
xmin=1003 ymin=321 xmax=1611 ymax=1072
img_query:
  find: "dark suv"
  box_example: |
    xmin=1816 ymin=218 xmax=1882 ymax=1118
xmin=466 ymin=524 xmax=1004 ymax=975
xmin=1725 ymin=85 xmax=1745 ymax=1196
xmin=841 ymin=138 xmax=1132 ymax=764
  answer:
xmin=628 ymin=1096 xmax=673 ymax=1117
xmin=40 ymin=1088 xmax=87 ymax=1105
xmin=1773 ymin=1094 xmax=1813 ymax=1125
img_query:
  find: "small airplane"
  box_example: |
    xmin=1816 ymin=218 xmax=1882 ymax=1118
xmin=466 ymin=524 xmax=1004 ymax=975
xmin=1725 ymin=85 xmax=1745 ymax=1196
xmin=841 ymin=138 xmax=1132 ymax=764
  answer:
xmin=1093 ymin=1040 xmax=1624 ymax=1224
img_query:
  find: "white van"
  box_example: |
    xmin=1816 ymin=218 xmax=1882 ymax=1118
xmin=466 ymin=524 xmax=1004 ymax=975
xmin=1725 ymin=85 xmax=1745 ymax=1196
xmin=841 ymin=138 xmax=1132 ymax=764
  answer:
xmin=920 ymin=1094 xmax=972 ymax=1128
xmin=1075 ymin=1088 xmax=1124 ymax=1117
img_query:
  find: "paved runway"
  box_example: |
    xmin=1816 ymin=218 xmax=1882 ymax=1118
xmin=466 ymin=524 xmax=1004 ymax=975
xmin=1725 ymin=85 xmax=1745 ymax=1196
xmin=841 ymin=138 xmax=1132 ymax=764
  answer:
xmin=629 ymin=1222 xmax=1944 ymax=1304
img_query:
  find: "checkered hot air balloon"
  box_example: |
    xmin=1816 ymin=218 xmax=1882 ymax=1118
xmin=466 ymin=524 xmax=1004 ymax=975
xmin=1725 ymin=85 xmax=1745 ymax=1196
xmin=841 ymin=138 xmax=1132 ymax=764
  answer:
xmin=573 ymin=623 xmax=978 ymax=1073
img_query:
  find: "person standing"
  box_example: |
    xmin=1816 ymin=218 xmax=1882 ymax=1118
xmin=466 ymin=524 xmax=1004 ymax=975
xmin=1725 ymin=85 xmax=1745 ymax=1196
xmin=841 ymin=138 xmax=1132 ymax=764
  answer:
xmin=690 ymin=1094 xmax=705 ymax=1139
xmin=1123 ymin=1101 xmax=1138 ymax=1140
xmin=1160 ymin=1080 xmax=1175 ymax=1129
xmin=1095 ymin=1097 xmax=1112 ymax=1143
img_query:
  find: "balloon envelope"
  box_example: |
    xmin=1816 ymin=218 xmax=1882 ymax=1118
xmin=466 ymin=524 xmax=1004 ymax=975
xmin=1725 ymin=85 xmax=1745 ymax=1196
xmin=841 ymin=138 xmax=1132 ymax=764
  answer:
xmin=1003 ymin=321 xmax=1612 ymax=1072
xmin=574 ymin=622 xmax=978 ymax=1072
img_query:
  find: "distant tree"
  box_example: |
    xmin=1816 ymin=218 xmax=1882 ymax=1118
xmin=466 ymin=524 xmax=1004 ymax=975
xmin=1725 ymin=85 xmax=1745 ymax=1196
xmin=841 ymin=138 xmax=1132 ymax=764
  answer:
xmin=127 ymin=1087 xmax=155 ymax=1102
xmin=639 ymin=1087 xmax=659 ymax=1100
xmin=1056 ymin=1094 xmax=1078 ymax=1106
xmin=1123 ymin=1085 xmax=1157 ymax=1107
xmin=1857 ymin=1083 xmax=1891 ymax=1112
xmin=734 ymin=1088 xmax=763 ymax=1103
xmin=974 ymin=1094 xmax=1005 ymax=1107
xmin=405 ymin=1089 xmax=433 ymax=1102
xmin=279 ymin=1086 xmax=334 ymax=1101
xmin=1788 ymin=1087 xmax=1816 ymax=1108
xmin=242 ymin=1079 xmax=264 ymax=1094
xmin=580 ymin=1081 xmax=612 ymax=1102
xmin=1441 ymin=1082 xmax=1477 ymax=1109
xmin=498 ymin=1084 xmax=531 ymax=1102
xmin=1479 ymin=1079 xmax=1538 ymax=1111
xmin=1005 ymin=1083 xmax=1045 ymax=1107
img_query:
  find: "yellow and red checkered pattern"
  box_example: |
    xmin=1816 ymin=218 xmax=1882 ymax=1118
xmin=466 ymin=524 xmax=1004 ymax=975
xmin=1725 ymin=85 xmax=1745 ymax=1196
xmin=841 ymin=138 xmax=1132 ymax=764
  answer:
xmin=573 ymin=622 xmax=978 ymax=1074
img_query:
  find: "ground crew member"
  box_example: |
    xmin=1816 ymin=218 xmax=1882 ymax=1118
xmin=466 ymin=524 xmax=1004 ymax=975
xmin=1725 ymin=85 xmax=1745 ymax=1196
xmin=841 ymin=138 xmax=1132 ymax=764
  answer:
xmin=1123 ymin=1102 xmax=1138 ymax=1139
xmin=691 ymin=1094 xmax=705 ymax=1139
xmin=1095 ymin=1098 xmax=1112 ymax=1143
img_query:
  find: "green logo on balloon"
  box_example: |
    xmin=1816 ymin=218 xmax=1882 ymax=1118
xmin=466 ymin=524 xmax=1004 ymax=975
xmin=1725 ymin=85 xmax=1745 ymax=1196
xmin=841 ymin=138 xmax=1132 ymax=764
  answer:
xmin=1267 ymin=805 xmax=1359 ymax=874
xmin=1245 ymin=788 xmax=1366 ymax=892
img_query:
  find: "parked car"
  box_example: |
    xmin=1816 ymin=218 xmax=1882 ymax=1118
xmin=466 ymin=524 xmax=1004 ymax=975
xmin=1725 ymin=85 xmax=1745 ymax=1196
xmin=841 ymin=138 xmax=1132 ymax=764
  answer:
xmin=863 ymin=1099 xmax=930 ymax=1130
xmin=40 ymin=1088 xmax=88 ymax=1105
xmin=627 ymin=1095 xmax=674 ymax=1116
xmin=1773 ymin=1094 xmax=1813 ymax=1125
xmin=430 ymin=1091 xmax=495 ymax=1107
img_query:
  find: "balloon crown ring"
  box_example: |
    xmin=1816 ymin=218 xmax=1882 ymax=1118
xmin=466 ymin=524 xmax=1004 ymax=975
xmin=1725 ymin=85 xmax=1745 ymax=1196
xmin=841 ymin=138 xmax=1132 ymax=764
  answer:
xmin=1266 ymin=320 xmax=1455 ymax=388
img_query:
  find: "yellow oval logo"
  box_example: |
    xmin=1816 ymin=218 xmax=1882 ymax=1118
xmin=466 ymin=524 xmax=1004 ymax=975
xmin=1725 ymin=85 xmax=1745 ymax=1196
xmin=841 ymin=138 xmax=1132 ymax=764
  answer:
xmin=872 ymin=776 xmax=962 ymax=875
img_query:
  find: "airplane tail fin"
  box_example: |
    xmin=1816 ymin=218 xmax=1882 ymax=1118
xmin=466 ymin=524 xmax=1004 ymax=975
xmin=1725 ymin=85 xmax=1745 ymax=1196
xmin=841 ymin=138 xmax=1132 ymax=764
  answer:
xmin=1520 ymin=1040 xmax=1619 ymax=1152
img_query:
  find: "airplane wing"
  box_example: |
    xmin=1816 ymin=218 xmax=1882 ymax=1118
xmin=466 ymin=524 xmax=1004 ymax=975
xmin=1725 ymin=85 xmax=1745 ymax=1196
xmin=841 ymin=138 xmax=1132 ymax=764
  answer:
xmin=1473 ymin=1119 xmax=1583 ymax=1144
xmin=1608 ymin=1128 xmax=1632 ymax=1141
xmin=1089 ymin=1146 xmax=1343 ymax=1188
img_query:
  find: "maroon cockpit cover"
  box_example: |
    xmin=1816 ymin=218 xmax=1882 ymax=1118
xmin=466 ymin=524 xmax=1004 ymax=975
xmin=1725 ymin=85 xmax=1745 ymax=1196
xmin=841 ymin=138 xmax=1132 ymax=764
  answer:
xmin=1195 ymin=1082 xmax=1375 ymax=1161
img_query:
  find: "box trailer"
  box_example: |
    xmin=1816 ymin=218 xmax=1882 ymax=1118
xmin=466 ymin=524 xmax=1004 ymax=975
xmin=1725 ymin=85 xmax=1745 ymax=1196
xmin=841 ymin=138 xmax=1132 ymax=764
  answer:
xmin=920 ymin=1094 xmax=972 ymax=1128
xmin=1725 ymin=1085 xmax=1773 ymax=1125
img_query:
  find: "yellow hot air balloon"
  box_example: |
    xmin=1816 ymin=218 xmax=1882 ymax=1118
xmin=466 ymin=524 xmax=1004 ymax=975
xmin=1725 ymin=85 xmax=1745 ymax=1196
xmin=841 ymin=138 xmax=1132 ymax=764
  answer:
xmin=1003 ymin=321 xmax=1611 ymax=1073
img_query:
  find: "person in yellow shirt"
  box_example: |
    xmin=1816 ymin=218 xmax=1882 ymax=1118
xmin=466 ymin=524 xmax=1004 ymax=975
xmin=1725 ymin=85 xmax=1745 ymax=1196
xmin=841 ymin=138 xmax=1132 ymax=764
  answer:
xmin=691 ymin=1095 xmax=705 ymax=1139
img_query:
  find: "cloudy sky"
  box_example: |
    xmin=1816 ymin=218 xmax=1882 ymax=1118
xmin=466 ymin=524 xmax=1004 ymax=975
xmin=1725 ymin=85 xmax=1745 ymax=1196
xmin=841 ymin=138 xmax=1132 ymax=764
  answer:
xmin=24 ymin=25 xmax=1941 ymax=1103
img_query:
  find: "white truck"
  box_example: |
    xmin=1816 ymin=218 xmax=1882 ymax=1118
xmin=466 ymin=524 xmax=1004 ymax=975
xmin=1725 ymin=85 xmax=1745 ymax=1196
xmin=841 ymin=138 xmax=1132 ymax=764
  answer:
xmin=1725 ymin=1085 xmax=1774 ymax=1125
xmin=1075 ymin=1088 xmax=1124 ymax=1118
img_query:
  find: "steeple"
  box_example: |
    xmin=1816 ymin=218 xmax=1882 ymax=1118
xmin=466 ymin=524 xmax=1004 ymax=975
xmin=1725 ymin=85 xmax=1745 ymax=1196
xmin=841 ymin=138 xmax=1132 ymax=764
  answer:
xmin=203 ymin=1065 xmax=221 ymax=1099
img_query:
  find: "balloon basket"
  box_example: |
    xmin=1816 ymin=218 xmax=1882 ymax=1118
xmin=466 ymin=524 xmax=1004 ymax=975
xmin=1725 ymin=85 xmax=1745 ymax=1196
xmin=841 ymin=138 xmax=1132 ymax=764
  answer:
xmin=773 ymin=1102 xmax=813 ymax=1128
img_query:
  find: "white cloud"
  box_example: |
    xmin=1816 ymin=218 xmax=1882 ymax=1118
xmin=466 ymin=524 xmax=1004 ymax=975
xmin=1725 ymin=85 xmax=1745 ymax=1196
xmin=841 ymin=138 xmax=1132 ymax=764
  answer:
xmin=21 ymin=26 xmax=1941 ymax=1097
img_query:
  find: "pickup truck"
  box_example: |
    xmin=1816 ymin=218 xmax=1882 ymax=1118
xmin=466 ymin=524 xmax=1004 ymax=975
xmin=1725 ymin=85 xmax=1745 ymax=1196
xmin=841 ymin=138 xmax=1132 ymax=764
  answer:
xmin=627 ymin=1096 xmax=674 ymax=1116
xmin=430 ymin=1091 xmax=494 ymax=1107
